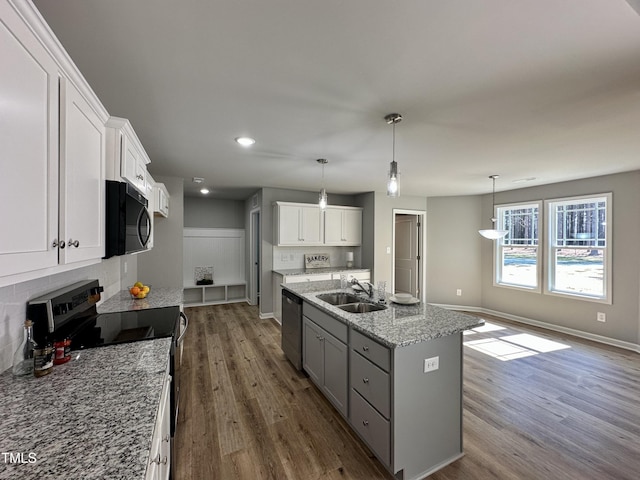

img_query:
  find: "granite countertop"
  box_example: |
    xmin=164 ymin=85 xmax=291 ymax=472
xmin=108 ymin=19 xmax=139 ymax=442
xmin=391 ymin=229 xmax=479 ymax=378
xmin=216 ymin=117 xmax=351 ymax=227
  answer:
xmin=283 ymin=280 xmax=483 ymax=348
xmin=273 ymin=267 xmax=370 ymax=276
xmin=98 ymin=287 xmax=184 ymax=314
xmin=0 ymin=338 xmax=171 ymax=480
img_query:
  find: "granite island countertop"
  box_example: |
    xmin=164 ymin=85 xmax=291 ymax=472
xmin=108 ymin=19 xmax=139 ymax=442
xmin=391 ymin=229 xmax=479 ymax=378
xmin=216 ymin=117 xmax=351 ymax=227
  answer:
xmin=98 ymin=287 xmax=183 ymax=314
xmin=283 ymin=280 xmax=483 ymax=348
xmin=0 ymin=338 xmax=171 ymax=480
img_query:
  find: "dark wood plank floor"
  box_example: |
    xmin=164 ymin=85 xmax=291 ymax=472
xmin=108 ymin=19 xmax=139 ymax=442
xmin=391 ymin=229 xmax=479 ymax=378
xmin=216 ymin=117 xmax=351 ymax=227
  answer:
xmin=175 ymin=304 xmax=640 ymax=480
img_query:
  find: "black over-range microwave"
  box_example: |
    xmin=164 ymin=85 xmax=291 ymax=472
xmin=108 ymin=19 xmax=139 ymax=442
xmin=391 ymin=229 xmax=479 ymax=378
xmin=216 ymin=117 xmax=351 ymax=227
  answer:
xmin=104 ymin=180 xmax=151 ymax=258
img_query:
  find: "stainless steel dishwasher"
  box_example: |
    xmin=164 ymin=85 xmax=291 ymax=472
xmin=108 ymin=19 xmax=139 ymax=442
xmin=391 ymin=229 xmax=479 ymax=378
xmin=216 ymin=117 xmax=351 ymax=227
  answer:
xmin=281 ymin=289 xmax=303 ymax=370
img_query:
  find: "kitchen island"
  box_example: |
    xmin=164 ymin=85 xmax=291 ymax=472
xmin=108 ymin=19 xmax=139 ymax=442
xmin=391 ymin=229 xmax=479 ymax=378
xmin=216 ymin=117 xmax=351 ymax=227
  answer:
xmin=283 ymin=280 xmax=483 ymax=480
xmin=0 ymin=338 xmax=171 ymax=480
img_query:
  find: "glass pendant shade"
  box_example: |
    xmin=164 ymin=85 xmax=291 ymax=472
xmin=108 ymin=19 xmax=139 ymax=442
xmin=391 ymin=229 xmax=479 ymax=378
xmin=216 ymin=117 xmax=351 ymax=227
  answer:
xmin=387 ymin=160 xmax=400 ymax=197
xmin=319 ymin=188 xmax=328 ymax=210
xmin=385 ymin=113 xmax=402 ymax=198
xmin=317 ymin=158 xmax=328 ymax=209
xmin=478 ymin=175 xmax=508 ymax=240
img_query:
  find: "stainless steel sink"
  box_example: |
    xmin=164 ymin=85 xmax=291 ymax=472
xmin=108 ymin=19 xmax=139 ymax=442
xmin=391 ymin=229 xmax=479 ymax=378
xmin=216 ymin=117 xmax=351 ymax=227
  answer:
xmin=316 ymin=292 xmax=362 ymax=305
xmin=337 ymin=303 xmax=387 ymax=314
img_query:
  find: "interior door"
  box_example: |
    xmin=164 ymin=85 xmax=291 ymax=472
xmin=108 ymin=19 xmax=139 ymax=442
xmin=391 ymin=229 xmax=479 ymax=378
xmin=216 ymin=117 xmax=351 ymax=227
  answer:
xmin=394 ymin=214 xmax=419 ymax=295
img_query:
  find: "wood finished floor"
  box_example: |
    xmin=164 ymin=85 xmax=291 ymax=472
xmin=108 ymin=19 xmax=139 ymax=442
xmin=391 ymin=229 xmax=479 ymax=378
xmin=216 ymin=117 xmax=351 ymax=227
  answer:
xmin=175 ymin=304 xmax=640 ymax=480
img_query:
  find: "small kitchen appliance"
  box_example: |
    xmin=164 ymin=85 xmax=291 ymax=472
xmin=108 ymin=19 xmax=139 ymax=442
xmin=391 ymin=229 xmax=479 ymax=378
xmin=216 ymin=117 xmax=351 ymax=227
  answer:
xmin=104 ymin=180 xmax=152 ymax=258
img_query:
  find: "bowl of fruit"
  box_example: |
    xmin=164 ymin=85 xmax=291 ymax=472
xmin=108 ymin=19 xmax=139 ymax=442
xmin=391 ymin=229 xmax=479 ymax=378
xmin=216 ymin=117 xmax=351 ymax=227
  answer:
xmin=129 ymin=282 xmax=151 ymax=299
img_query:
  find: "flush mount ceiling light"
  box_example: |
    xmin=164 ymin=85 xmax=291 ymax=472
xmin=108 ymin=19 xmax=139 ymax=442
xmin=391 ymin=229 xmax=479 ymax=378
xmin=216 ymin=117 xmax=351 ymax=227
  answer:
xmin=384 ymin=113 xmax=402 ymax=197
xmin=235 ymin=136 xmax=256 ymax=147
xmin=479 ymin=175 xmax=508 ymax=240
xmin=200 ymin=187 xmax=210 ymax=195
xmin=317 ymin=158 xmax=328 ymax=210
xmin=192 ymin=177 xmax=204 ymax=184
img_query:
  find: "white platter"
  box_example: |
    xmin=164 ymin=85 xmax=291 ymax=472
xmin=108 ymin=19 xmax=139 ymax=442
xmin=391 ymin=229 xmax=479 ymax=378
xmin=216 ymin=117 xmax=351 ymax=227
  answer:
xmin=390 ymin=295 xmax=420 ymax=305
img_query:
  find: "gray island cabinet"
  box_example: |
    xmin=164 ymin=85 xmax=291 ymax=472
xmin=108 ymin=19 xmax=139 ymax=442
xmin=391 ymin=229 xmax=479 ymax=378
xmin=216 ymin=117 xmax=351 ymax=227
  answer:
xmin=287 ymin=280 xmax=484 ymax=480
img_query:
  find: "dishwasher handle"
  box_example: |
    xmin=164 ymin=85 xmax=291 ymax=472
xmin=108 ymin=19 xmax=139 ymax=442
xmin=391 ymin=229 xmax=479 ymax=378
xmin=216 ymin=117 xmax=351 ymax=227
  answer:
xmin=177 ymin=311 xmax=189 ymax=345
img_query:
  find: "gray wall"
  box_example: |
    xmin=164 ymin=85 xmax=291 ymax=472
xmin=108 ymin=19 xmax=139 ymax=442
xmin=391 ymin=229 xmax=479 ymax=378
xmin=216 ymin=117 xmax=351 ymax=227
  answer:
xmin=137 ymin=176 xmax=184 ymax=288
xmin=184 ymin=197 xmax=245 ymax=229
xmin=426 ymin=195 xmax=482 ymax=306
xmin=355 ymin=192 xmax=375 ymax=275
xmin=426 ymin=171 xmax=640 ymax=346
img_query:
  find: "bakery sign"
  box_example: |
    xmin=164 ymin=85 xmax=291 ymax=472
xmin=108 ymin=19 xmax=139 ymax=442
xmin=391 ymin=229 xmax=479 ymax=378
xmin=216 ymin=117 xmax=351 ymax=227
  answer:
xmin=304 ymin=253 xmax=330 ymax=269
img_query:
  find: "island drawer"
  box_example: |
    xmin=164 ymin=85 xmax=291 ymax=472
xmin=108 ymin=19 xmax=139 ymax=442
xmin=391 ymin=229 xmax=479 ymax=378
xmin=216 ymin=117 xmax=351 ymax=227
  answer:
xmin=350 ymin=329 xmax=390 ymax=372
xmin=350 ymin=389 xmax=390 ymax=466
xmin=303 ymin=303 xmax=347 ymax=343
xmin=350 ymin=350 xmax=390 ymax=419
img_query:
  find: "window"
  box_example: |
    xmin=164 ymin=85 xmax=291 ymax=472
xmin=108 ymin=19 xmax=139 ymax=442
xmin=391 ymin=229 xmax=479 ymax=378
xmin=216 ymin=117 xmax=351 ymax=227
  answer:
xmin=495 ymin=202 xmax=541 ymax=290
xmin=546 ymin=194 xmax=611 ymax=303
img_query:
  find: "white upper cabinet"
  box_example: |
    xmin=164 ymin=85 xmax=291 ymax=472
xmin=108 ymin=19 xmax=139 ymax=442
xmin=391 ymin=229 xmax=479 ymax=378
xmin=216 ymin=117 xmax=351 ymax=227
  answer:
xmin=58 ymin=76 xmax=106 ymax=264
xmin=324 ymin=206 xmax=362 ymax=246
xmin=276 ymin=203 xmax=324 ymax=246
xmin=105 ymin=116 xmax=152 ymax=199
xmin=154 ymin=183 xmax=170 ymax=218
xmin=0 ymin=0 xmax=60 ymax=277
xmin=0 ymin=0 xmax=108 ymax=284
xmin=275 ymin=202 xmax=362 ymax=247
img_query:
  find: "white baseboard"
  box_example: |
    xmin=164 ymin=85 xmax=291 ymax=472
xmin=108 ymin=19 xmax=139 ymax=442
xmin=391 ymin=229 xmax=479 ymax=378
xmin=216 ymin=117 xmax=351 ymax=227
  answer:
xmin=432 ymin=303 xmax=640 ymax=354
xmin=260 ymin=311 xmax=277 ymax=323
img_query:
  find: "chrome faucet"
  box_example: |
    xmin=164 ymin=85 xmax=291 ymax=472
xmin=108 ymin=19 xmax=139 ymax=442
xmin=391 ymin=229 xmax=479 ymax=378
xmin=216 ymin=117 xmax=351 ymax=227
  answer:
xmin=350 ymin=278 xmax=374 ymax=298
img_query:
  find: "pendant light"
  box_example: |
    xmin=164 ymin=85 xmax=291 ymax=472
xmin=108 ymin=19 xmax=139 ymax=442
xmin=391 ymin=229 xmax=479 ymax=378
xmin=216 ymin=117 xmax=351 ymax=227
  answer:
xmin=479 ymin=175 xmax=508 ymax=240
xmin=385 ymin=113 xmax=402 ymax=197
xmin=317 ymin=158 xmax=328 ymax=209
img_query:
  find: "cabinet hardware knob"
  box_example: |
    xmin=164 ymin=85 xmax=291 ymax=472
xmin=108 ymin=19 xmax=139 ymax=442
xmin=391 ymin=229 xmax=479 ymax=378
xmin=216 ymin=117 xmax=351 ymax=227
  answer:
xmin=362 ymin=420 xmax=369 ymax=426
xmin=161 ymin=456 xmax=168 ymax=465
xmin=52 ymin=239 xmax=66 ymax=249
xmin=362 ymin=346 xmax=369 ymax=352
xmin=68 ymin=239 xmax=80 ymax=248
xmin=362 ymin=377 xmax=369 ymax=383
xmin=151 ymin=453 xmax=161 ymax=464
xmin=162 ymin=434 xmax=170 ymax=442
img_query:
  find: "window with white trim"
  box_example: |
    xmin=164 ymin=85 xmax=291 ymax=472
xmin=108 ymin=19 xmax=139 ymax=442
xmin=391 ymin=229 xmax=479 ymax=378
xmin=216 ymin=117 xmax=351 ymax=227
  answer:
xmin=495 ymin=202 xmax=541 ymax=290
xmin=546 ymin=194 xmax=611 ymax=302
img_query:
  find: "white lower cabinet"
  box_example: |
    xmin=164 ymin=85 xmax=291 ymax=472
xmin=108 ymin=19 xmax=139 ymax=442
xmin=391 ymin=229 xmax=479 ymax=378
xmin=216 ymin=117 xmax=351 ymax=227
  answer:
xmin=146 ymin=372 xmax=171 ymax=480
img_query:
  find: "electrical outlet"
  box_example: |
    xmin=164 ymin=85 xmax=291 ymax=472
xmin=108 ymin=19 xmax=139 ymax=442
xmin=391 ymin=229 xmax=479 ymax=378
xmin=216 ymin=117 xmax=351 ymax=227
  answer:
xmin=123 ymin=261 xmax=127 ymax=274
xmin=424 ymin=356 xmax=439 ymax=373
xmin=597 ymin=312 xmax=606 ymax=322
xmin=456 ymin=289 xmax=462 ymax=296
xmin=386 ymin=246 xmax=391 ymax=254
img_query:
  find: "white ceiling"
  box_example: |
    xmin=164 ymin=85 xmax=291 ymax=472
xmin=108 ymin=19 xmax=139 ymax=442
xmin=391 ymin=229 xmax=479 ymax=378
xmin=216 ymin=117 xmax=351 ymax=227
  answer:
xmin=33 ymin=0 xmax=640 ymax=199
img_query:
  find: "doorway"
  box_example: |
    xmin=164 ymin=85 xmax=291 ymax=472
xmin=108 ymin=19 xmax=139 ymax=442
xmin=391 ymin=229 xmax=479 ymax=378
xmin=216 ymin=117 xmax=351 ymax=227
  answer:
xmin=249 ymin=208 xmax=261 ymax=305
xmin=392 ymin=209 xmax=426 ymax=301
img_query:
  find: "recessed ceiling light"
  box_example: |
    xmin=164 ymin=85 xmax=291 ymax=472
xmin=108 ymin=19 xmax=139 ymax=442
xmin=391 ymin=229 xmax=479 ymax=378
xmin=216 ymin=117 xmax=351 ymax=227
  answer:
xmin=235 ymin=136 xmax=256 ymax=147
xmin=200 ymin=188 xmax=210 ymax=194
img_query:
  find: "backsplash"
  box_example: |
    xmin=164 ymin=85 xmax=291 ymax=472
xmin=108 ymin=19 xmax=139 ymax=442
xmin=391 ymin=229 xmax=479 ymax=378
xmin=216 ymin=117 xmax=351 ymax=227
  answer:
xmin=0 ymin=256 xmax=134 ymax=373
xmin=273 ymin=246 xmax=361 ymax=270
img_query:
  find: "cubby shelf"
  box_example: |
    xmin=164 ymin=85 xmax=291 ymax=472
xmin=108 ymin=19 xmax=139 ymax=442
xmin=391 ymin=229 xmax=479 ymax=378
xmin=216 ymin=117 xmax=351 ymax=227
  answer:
xmin=183 ymin=282 xmax=247 ymax=306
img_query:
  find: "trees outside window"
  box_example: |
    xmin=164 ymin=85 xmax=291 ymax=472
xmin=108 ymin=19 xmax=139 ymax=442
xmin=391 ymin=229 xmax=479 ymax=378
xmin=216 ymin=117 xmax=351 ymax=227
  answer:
xmin=496 ymin=203 xmax=541 ymax=290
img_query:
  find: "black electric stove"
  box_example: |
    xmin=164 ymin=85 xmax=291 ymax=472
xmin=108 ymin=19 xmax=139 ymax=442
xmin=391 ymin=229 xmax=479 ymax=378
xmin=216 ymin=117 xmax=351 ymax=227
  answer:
xmin=27 ymin=280 xmax=186 ymax=480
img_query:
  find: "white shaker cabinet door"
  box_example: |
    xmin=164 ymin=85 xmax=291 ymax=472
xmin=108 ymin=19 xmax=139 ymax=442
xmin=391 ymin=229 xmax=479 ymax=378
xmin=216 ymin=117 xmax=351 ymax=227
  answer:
xmin=0 ymin=2 xmax=59 ymax=277
xmin=58 ymin=77 xmax=106 ymax=264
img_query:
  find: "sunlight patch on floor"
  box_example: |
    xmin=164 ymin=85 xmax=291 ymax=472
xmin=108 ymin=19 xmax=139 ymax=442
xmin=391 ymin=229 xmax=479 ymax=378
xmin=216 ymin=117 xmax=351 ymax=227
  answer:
xmin=463 ymin=321 xmax=507 ymax=336
xmin=464 ymin=328 xmax=571 ymax=361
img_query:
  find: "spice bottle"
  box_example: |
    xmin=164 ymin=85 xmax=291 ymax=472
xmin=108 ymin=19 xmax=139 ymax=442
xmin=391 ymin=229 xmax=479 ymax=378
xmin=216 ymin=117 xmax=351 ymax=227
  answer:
xmin=12 ymin=320 xmax=37 ymax=377
xmin=33 ymin=340 xmax=54 ymax=377
xmin=53 ymin=338 xmax=71 ymax=365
